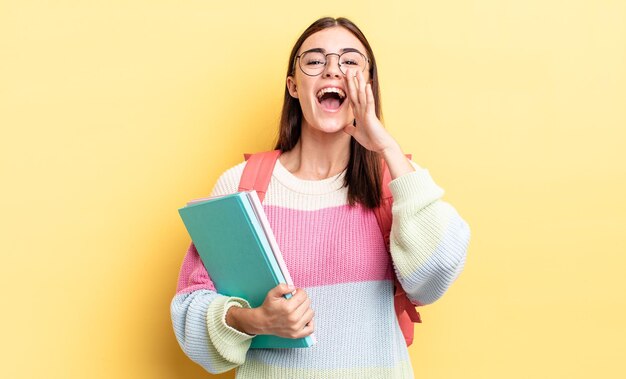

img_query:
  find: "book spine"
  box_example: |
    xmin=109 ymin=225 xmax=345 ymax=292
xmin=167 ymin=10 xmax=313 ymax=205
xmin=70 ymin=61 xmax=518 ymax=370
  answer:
xmin=247 ymin=191 xmax=295 ymax=287
xmin=238 ymin=192 xmax=286 ymax=287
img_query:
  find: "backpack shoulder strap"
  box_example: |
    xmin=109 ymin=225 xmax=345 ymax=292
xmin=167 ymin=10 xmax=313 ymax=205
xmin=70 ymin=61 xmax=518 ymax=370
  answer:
xmin=238 ymin=150 xmax=281 ymax=202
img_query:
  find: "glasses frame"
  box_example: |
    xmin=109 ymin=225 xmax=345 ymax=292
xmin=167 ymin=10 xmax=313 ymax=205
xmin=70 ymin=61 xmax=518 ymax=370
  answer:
xmin=293 ymin=49 xmax=370 ymax=77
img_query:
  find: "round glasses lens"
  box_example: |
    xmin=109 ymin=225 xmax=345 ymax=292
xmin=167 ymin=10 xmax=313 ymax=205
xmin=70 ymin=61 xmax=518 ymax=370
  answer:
xmin=339 ymin=52 xmax=366 ymax=75
xmin=299 ymin=51 xmax=327 ymax=76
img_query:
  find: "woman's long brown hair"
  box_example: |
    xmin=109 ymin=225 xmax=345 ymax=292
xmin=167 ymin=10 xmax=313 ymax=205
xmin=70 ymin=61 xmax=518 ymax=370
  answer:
xmin=274 ymin=17 xmax=384 ymax=209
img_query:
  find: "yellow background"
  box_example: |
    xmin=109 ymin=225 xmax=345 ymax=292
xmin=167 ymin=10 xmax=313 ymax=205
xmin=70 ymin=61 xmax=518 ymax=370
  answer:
xmin=1 ymin=1 xmax=625 ymax=378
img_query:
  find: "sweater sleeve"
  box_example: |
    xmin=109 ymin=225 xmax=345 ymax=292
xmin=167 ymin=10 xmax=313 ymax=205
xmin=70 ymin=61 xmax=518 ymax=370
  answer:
xmin=170 ymin=162 xmax=253 ymax=374
xmin=388 ymin=161 xmax=470 ymax=305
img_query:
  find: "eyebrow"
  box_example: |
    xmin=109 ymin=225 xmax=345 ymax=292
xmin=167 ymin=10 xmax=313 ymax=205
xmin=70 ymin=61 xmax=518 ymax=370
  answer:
xmin=302 ymin=47 xmax=363 ymax=54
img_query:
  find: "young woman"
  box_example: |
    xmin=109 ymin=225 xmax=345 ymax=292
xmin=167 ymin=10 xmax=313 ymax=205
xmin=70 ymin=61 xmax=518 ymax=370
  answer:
xmin=171 ymin=17 xmax=470 ymax=378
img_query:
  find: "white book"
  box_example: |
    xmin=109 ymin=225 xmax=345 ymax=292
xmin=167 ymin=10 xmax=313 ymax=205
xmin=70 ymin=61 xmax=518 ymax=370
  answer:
xmin=245 ymin=191 xmax=295 ymax=288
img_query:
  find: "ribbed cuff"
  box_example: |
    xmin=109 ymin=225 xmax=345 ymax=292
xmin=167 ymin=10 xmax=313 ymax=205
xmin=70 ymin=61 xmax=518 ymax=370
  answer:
xmin=389 ymin=168 xmax=445 ymax=210
xmin=206 ymin=296 xmax=254 ymax=353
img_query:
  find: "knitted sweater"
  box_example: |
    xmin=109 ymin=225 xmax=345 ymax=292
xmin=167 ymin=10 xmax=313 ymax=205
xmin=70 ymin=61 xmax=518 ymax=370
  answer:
xmin=171 ymin=158 xmax=470 ymax=378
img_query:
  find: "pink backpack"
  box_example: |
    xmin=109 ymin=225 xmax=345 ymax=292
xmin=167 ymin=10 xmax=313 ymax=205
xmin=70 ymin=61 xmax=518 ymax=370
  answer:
xmin=238 ymin=150 xmax=422 ymax=346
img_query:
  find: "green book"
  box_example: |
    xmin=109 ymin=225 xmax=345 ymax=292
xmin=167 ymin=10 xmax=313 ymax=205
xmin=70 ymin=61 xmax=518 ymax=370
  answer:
xmin=178 ymin=191 xmax=316 ymax=349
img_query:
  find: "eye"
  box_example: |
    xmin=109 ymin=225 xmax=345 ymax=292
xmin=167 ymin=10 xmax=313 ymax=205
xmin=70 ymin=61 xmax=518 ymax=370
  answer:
xmin=301 ymin=51 xmax=326 ymax=67
xmin=342 ymin=59 xmax=358 ymax=66
xmin=305 ymin=59 xmax=325 ymax=66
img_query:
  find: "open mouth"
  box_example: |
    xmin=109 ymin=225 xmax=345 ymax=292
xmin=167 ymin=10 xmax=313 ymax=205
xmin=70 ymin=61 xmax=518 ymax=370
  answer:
xmin=316 ymin=87 xmax=346 ymax=111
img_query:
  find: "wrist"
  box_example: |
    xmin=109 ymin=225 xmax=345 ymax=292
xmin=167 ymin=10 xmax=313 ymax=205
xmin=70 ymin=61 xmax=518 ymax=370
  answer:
xmin=380 ymin=141 xmax=415 ymax=180
xmin=226 ymin=305 xmax=259 ymax=335
xmin=379 ymin=140 xmax=402 ymax=159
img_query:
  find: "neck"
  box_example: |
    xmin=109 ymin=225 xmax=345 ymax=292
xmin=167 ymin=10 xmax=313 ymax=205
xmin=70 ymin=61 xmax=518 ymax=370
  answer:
xmin=280 ymin=124 xmax=351 ymax=180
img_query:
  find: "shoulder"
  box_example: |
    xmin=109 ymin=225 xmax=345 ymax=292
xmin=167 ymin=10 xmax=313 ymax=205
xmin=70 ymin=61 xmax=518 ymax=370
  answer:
xmin=220 ymin=160 xmax=247 ymax=180
xmin=209 ymin=161 xmax=247 ymax=197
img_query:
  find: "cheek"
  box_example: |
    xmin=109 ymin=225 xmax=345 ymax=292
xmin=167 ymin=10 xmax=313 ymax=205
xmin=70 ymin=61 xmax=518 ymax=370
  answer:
xmin=296 ymin=96 xmax=316 ymax=123
xmin=297 ymin=93 xmax=316 ymax=115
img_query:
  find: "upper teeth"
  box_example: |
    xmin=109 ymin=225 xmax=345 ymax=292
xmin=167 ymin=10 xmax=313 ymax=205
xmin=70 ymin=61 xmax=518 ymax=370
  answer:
xmin=316 ymin=87 xmax=346 ymax=99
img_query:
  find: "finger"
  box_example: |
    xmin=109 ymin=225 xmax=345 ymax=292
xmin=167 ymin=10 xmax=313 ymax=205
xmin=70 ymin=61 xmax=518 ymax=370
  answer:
xmin=366 ymin=82 xmax=375 ymax=110
xmin=292 ymin=297 xmax=312 ymax=321
xmin=357 ymin=70 xmax=367 ymax=105
xmin=295 ymin=307 xmax=315 ymax=330
xmin=293 ymin=317 xmax=315 ymax=338
xmin=285 ymin=288 xmax=308 ymax=312
xmin=345 ymin=68 xmax=359 ymax=109
xmin=269 ymin=283 xmax=296 ymax=298
xmin=305 ymin=317 xmax=316 ymax=336
xmin=302 ymin=307 xmax=315 ymax=326
xmin=306 ymin=316 xmax=315 ymax=330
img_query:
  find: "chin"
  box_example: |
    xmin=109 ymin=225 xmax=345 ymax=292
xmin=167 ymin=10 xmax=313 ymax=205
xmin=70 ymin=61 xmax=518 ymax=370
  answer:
xmin=304 ymin=111 xmax=353 ymax=135
xmin=312 ymin=118 xmax=350 ymax=134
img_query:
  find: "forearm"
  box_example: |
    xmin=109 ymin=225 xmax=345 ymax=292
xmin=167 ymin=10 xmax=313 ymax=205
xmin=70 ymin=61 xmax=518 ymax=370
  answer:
xmin=172 ymin=244 xmax=253 ymax=373
xmin=389 ymin=164 xmax=470 ymax=305
xmin=391 ymin=202 xmax=470 ymax=304
xmin=226 ymin=306 xmax=260 ymax=335
xmin=381 ymin=140 xmax=415 ymax=180
xmin=171 ymin=291 xmax=252 ymax=373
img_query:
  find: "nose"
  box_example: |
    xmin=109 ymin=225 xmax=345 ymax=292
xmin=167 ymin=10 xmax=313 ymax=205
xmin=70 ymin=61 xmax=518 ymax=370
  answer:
xmin=322 ymin=54 xmax=342 ymax=78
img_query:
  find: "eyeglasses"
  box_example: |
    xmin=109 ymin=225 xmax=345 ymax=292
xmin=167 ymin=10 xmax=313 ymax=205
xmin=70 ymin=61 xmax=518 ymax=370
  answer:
xmin=294 ymin=49 xmax=369 ymax=76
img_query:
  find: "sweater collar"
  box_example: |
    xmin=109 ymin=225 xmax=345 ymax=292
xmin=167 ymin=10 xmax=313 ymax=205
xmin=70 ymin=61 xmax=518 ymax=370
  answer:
xmin=272 ymin=158 xmax=347 ymax=195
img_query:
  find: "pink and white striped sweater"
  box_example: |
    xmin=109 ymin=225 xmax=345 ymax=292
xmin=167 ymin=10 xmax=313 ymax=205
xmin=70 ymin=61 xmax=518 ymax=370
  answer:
xmin=171 ymin=158 xmax=470 ymax=378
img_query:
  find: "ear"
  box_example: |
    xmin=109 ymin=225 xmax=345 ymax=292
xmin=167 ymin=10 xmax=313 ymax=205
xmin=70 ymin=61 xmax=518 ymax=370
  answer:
xmin=286 ymin=76 xmax=298 ymax=98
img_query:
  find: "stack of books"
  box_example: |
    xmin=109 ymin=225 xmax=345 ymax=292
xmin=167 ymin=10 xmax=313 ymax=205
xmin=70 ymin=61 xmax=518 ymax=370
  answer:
xmin=178 ymin=191 xmax=316 ymax=349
